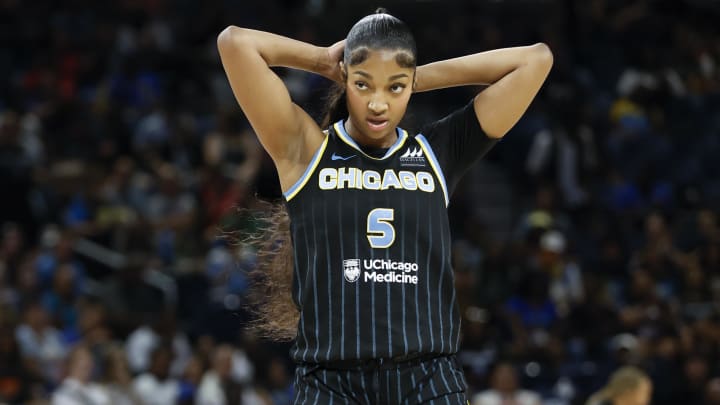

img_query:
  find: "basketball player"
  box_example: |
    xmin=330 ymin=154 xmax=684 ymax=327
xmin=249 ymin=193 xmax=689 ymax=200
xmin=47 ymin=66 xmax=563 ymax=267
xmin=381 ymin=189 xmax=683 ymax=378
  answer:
xmin=217 ymin=9 xmax=552 ymax=404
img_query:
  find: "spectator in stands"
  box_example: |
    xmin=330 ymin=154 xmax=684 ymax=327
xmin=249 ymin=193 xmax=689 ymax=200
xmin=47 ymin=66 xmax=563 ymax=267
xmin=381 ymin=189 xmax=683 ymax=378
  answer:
xmin=99 ymin=344 xmax=142 ymax=405
xmin=535 ymin=229 xmax=584 ymax=315
xmin=0 ymin=223 xmax=25 ymax=283
xmin=0 ymin=315 xmax=37 ymax=403
xmin=178 ymin=354 xmax=204 ymax=405
xmin=52 ymin=343 xmax=109 ymax=405
xmin=0 ymin=259 xmax=18 ymax=309
xmin=515 ymin=186 xmax=573 ymax=241
xmin=674 ymin=354 xmax=711 ymax=405
xmin=196 ymin=344 xmax=267 ymax=405
xmin=132 ymin=345 xmax=179 ymax=405
xmin=94 ymin=156 xmax=147 ymax=249
xmin=586 ymin=366 xmax=652 ymax=405
xmin=264 ymin=356 xmax=293 ymax=405
xmin=706 ymin=378 xmax=720 ymax=405
xmin=15 ymin=301 xmax=67 ymax=385
xmin=100 ymin=254 xmax=168 ymax=336
xmin=13 ymin=254 xmax=42 ymax=310
xmin=143 ymin=163 xmax=196 ymax=264
xmin=125 ymin=311 xmax=192 ymax=377
xmin=35 ymin=226 xmax=86 ymax=292
xmin=472 ymin=361 xmax=542 ymax=405
xmin=506 ymin=270 xmax=558 ymax=332
xmin=42 ymin=263 xmax=80 ymax=339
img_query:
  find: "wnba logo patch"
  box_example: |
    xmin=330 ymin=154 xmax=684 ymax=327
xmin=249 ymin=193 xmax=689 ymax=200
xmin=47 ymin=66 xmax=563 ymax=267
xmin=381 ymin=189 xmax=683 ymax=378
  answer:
xmin=343 ymin=259 xmax=361 ymax=282
xmin=400 ymin=147 xmax=426 ymax=167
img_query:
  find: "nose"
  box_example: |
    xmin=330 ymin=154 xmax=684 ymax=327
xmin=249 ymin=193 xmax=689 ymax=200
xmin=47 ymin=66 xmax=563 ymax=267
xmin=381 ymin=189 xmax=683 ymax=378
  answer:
xmin=368 ymin=97 xmax=388 ymax=114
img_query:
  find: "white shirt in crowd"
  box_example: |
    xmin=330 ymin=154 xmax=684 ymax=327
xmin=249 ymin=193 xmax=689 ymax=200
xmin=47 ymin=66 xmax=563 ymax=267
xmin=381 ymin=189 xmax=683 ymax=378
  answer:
xmin=15 ymin=323 xmax=66 ymax=382
xmin=132 ymin=372 xmax=180 ymax=405
xmin=195 ymin=371 xmax=266 ymax=405
xmin=52 ymin=378 xmax=110 ymax=405
xmin=472 ymin=389 xmax=543 ymax=405
xmin=125 ymin=325 xmax=192 ymax=376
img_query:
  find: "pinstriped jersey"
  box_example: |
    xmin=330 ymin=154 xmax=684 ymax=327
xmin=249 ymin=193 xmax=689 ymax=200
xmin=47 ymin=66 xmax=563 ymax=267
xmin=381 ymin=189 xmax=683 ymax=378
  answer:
xmin=284 ymin=100 xmax=497 ymax=363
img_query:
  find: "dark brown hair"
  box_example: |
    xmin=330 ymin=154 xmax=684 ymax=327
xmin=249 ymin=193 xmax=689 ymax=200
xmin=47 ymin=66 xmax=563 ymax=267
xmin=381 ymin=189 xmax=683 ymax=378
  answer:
xmin=243 ymin=202 xmax=297 ymax=341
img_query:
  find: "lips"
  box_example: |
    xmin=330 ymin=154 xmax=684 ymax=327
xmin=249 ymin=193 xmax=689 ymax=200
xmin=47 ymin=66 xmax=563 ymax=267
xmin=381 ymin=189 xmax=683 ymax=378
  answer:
xmin=367 ymin=118 xmax=389 ymax=131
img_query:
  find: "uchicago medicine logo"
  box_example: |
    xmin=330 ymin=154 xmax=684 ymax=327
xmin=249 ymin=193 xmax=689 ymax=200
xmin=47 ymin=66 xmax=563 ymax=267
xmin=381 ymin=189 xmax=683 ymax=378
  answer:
xmin=343 ymin=258 xmax=418 ymax=284
xmin=343 ymin=259 xmax=361 ymax=282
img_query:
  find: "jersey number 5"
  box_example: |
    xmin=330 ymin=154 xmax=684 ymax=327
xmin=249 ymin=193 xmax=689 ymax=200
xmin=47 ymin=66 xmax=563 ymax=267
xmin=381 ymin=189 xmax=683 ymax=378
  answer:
xmin=367 ymin=208 xmax=395 ymax=248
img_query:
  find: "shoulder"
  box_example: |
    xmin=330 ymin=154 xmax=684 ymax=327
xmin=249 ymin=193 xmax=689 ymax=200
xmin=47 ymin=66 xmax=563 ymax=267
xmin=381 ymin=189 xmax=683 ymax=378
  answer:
xmin=132 ymin=373 xmax=161 ymax=394
xmin=197 ymin=371 xmax=222 ymax=395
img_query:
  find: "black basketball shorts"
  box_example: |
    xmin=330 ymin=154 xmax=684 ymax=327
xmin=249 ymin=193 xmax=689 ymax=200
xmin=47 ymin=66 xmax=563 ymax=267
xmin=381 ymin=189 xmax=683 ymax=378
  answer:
xmin=292 ymin=354 xmax=468 ymax=404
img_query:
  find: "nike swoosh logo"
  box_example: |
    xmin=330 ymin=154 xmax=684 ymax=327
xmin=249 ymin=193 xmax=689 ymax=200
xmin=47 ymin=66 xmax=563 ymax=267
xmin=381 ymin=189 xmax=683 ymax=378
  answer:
xmin=331 ymin=153 xmax=356 ymax=161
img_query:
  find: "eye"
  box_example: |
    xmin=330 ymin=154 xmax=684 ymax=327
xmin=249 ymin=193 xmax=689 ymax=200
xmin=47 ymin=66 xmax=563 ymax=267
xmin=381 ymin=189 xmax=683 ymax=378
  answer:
xmin=354 ymin=81 xmax=368 ymax=90
xmin=390 ymin=84 xmax=406 ymax=94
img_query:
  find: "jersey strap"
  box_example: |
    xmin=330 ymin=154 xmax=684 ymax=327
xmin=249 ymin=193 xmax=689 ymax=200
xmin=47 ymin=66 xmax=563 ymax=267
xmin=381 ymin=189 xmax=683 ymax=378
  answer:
xmin=415 ymin=134 xmax=449 ymax=206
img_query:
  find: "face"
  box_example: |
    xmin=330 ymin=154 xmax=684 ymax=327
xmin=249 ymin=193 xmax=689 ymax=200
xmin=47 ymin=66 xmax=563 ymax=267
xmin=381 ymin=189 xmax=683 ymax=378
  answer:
xmin=71 ymin=347 xmax=94 ymax=382
xmin=54 ymin=264 xmax=75 ymax=295
xmin=491 ymin=364 xmax=518 ymax=393
xmin=213 ymin=346 xmax=233 ymax=378
xmin=616 ymin=379 xmax=652 ymax=405
xmin=26 ymin=305 xmax=48 ymax=329
xmin=151 ymin=349 xmax=173 ymax=379
xmin=343 ymin=49 xmax=414 ymax=147
xmin=107 ymin=349 xmax=130 ymax=382
xmin=183 ymin=356 xmax=204 ymax=384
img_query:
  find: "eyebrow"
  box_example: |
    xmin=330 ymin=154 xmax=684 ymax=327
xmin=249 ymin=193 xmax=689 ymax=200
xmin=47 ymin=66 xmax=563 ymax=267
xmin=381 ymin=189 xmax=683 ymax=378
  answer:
xmin=353 ymin=71 xmax=410 ymax=81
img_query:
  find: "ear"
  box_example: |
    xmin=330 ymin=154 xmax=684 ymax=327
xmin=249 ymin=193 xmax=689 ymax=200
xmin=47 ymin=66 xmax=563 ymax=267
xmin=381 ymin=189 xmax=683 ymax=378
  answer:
xmin=339 ymin=61 xmax=347 ymax=80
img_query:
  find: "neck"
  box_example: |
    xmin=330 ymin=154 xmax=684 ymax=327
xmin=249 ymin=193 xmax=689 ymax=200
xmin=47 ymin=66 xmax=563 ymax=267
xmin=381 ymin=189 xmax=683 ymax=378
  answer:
xmin=344 ymin=117 xmax=397 ymax=149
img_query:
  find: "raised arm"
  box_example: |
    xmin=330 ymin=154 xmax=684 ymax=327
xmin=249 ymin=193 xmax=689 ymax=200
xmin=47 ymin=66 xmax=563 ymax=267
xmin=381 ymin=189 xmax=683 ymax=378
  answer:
xmin=414 ymin=43 xmax=553 ymax=139
xmin=216 ymin=26 xmax=341 ymax=170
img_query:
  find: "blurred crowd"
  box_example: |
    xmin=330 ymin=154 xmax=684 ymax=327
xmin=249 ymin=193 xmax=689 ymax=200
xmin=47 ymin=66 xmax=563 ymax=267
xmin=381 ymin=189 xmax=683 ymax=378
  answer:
xmin=1 ymin=0 xmax=720 ymax=404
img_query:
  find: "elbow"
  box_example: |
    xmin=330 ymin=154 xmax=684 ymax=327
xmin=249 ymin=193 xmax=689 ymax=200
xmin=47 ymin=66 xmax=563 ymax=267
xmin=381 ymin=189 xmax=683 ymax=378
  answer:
xmin=217 ymin=25 xmax=250 ymax=53
xmin=216 ymin=25 xmax=237 ymax=49
xmin=530 ymin=42 xmax=554 ymax=71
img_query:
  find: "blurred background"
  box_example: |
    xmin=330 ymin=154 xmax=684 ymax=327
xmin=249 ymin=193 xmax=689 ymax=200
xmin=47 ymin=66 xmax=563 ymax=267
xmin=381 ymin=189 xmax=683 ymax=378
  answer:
xmin=1 ymin=0 xmax=720 ymax=404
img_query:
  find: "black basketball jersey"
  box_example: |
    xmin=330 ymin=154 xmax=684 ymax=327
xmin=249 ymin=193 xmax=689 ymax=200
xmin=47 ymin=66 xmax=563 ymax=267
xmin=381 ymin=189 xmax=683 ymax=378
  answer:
xmin=284 ymin=100 xmax=497 ymax=363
